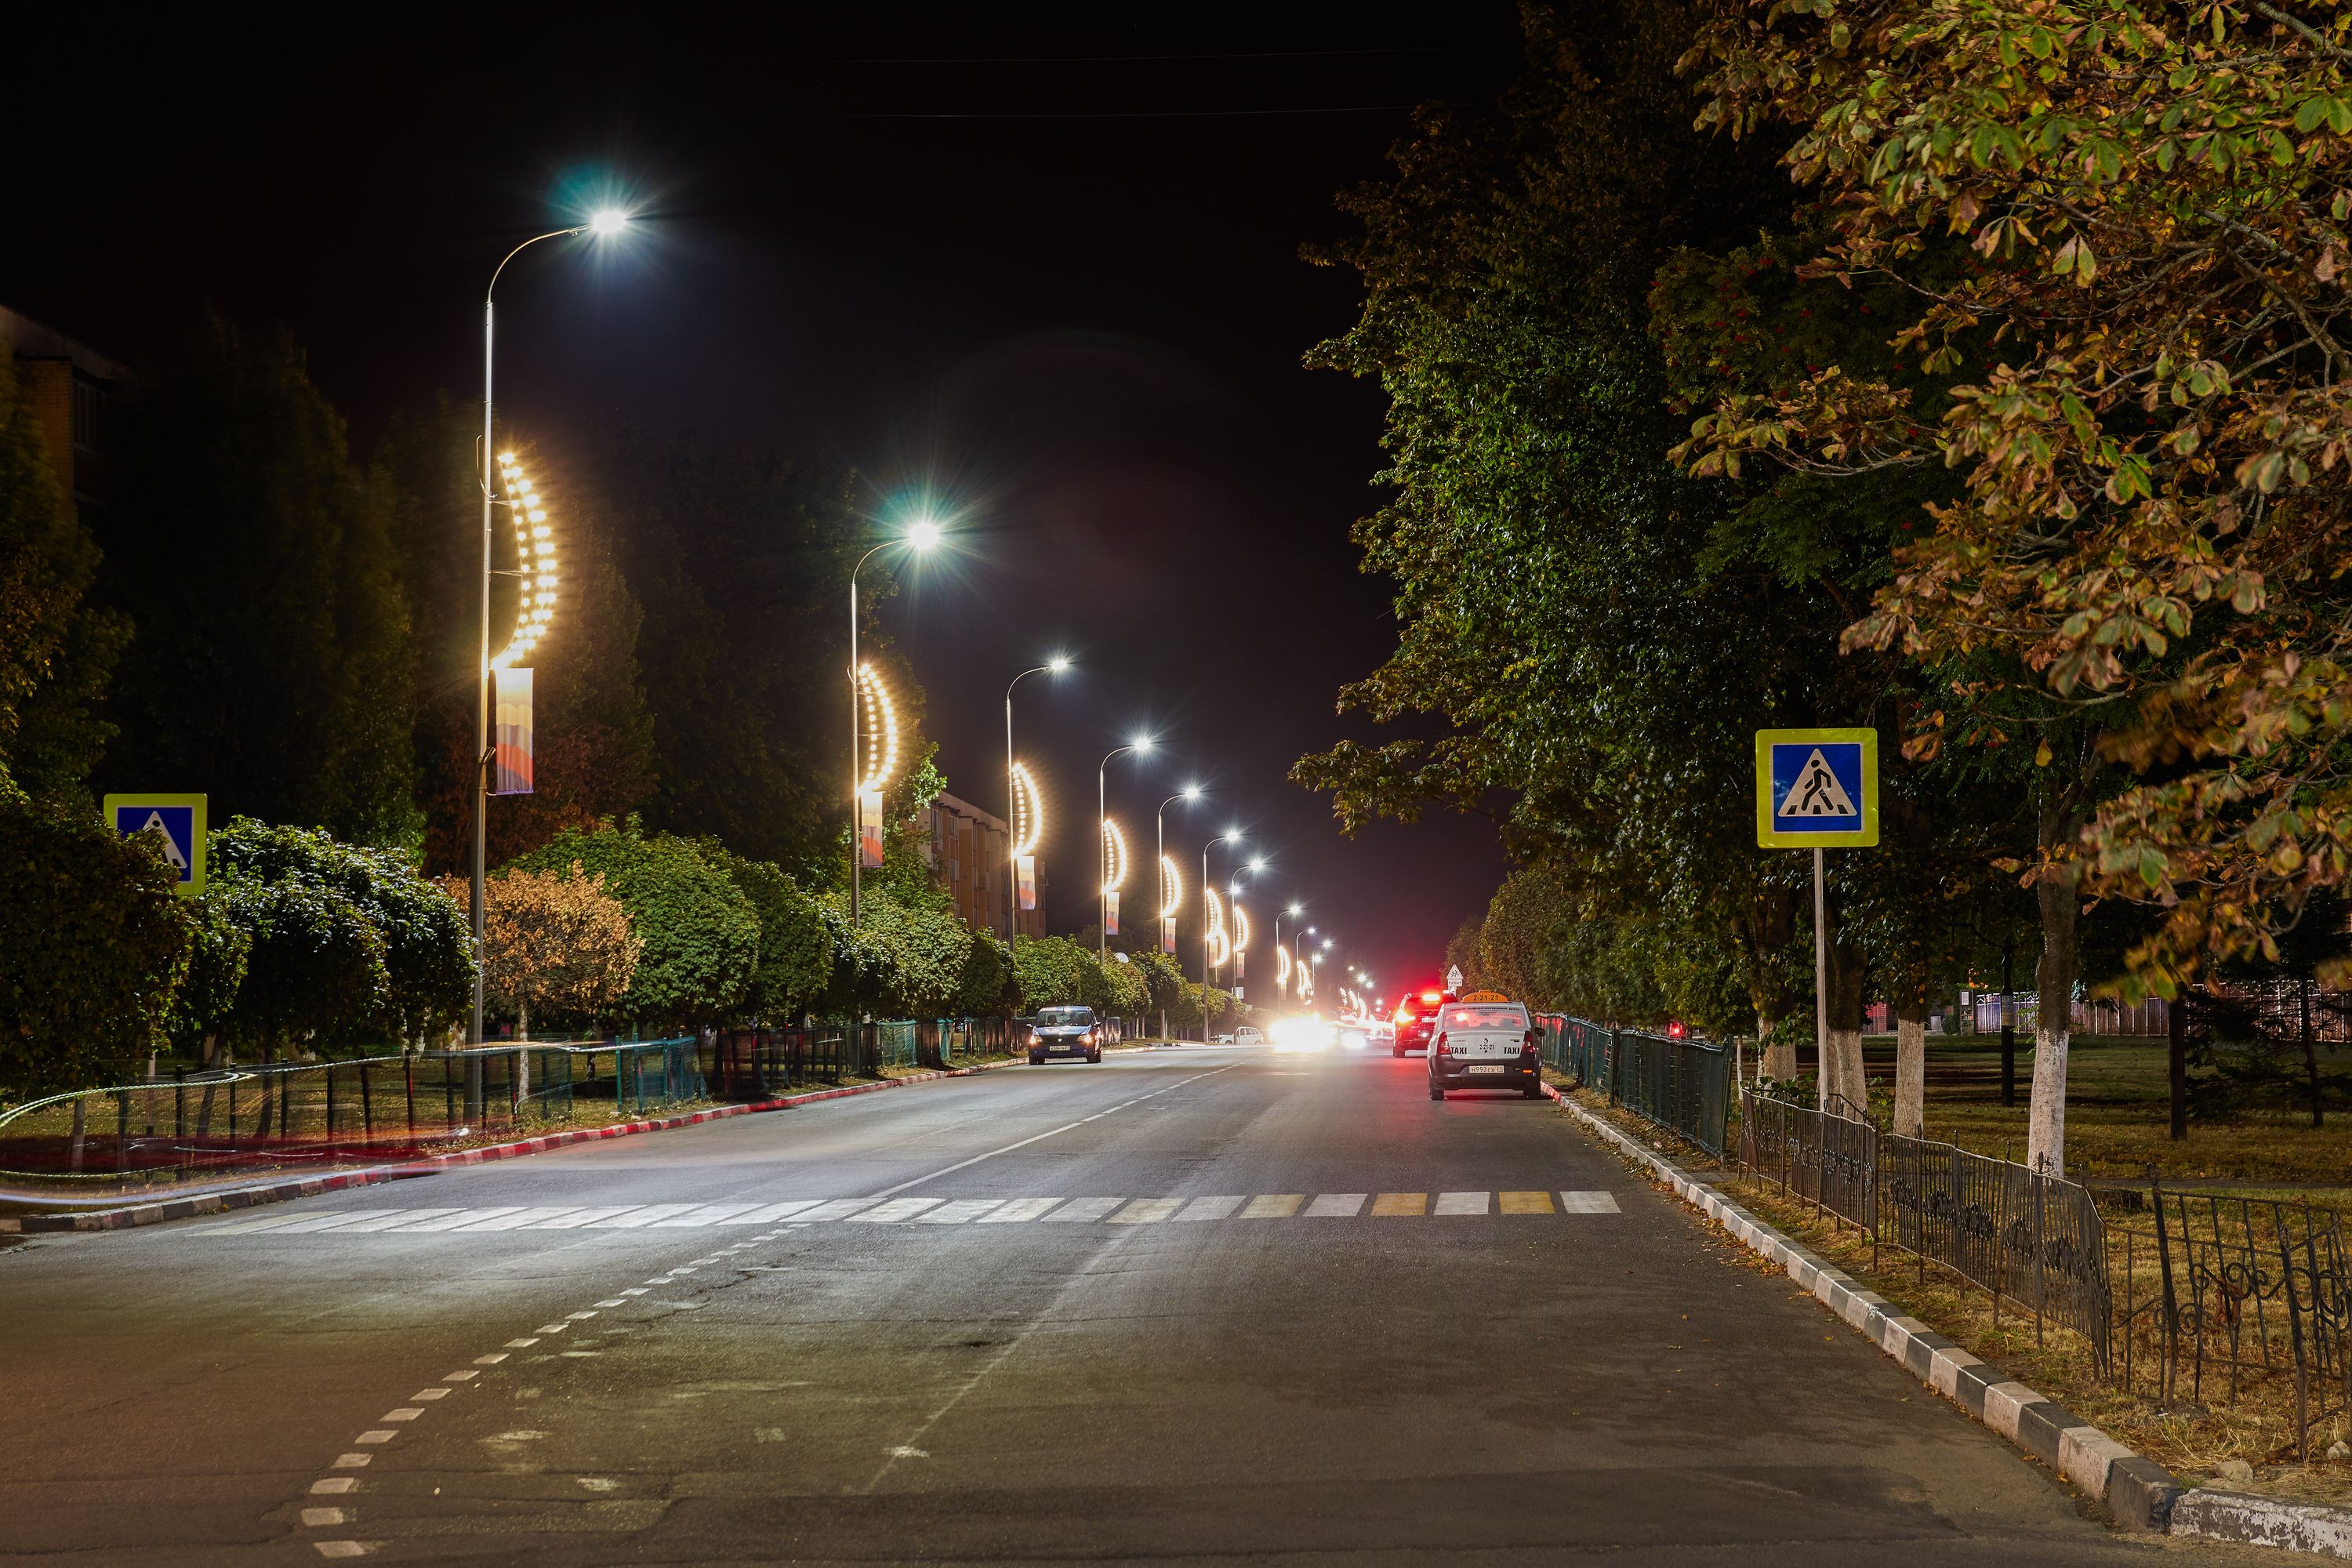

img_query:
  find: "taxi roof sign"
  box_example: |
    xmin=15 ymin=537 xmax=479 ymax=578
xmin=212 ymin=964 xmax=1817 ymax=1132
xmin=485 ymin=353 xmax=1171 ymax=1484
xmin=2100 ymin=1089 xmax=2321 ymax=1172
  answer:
xmin=1755 ymin=729 xmax=1878 ymax=849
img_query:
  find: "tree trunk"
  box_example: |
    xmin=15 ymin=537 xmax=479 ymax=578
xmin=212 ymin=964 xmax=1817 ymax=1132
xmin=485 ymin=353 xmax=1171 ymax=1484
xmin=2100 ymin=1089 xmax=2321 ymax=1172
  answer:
xmin=1759 ymin=1008 xmax=1795 ymax=1083
xmin=1894 ymin=985 xmax=1927 ymax=1140
xmin=517 ymin=1000 xmax=532 ymax=1101
xmin=2027 ymin=869 xmax=2078 ymax=1177
xmin=2169 ymin=989 xmax=2188 ymax=1140
xmin=2302 ymin=978 xmax=2323 ymax=1130
xmin=1825 ymin=935 xmax=1867 ymax=1116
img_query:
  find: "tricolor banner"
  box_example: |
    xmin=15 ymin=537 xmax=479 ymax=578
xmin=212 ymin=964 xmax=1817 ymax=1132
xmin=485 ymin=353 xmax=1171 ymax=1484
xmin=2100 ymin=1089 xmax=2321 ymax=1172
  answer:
xmin=1104 ymin=889 xmax=1120 ymax=937
xmin=1016 ymin=855 xmax=1037 ymax=911
xmin=492 ymin=668 xmax=535 ymax=796
xmin=1160 ymin=915 xmax=1175 ymax=954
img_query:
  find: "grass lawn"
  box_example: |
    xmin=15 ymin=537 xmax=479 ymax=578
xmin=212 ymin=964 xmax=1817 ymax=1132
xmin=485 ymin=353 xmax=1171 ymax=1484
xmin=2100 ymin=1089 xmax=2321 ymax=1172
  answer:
xmin=1791 ymin=1033 xmax=2352 ymax=1188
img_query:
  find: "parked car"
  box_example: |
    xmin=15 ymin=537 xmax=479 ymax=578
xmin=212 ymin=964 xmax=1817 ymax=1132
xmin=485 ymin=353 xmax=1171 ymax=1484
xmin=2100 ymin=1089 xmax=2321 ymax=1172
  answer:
xmin=1029 ymin=1006 xmax=1103 ymax=1064
xmin=1428 ymin=1000 xmax=1542 ymax=1100
xmin=1232 ymin=1025 xmax=1265 ymax=1047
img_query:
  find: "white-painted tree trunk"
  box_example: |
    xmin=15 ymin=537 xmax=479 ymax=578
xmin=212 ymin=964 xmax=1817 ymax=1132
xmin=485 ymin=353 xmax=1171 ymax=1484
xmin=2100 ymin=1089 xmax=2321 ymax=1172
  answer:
xmin=2027 ymin=871 xmax=2078 ymax=1177
xmin=1827 ymin=1026 xmax=1865 ymax=1114
xmin=1894 ymin=1014 xmax=1926 ymax=1138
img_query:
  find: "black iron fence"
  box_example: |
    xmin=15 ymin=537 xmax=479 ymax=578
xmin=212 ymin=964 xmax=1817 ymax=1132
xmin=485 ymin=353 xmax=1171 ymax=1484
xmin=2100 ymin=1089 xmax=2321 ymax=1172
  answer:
xmin=1535 ymin=1014 xmax=1730 ymax=1156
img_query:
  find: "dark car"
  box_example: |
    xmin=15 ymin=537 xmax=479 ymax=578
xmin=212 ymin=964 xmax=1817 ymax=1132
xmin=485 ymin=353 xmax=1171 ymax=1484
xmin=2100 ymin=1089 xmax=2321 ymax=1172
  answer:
xmin=1027 ymin=1006 xmax=1103 ymax=1065
xmin=1389 ymin=982 xmax=1458 ymax=1056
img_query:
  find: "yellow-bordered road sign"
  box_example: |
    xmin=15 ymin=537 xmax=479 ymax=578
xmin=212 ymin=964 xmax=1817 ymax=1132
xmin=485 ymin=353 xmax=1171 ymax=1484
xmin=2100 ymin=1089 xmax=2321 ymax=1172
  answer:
xmin=103 ymin=793 xmax=208 ymax=895
xmin=1754 ymin=730 xmax=1877 ymax=849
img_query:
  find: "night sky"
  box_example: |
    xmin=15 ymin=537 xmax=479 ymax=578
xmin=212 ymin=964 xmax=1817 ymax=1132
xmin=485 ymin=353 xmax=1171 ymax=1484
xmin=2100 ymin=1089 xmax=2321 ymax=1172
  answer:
xmin=11 ymin=10 xmax=1524 ymax=997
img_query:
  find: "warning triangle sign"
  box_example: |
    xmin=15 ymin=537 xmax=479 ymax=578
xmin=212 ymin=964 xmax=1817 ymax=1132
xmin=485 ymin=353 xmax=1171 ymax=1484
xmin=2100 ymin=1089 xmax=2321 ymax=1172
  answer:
xmin=1785 ymin=749 xmax=1858 ymax=817
xmin=136 ymin=809 xmax=190 ymax=869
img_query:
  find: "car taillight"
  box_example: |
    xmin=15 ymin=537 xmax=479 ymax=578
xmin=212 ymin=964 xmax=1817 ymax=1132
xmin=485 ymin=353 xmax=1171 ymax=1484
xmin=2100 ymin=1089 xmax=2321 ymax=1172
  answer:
xmin=1434 ymin=1033 xmax=1450 ymax=1055
xmin=1420 ymin=989 xmax=1442 ymax=1004
xmin=1523 ymin=1030 xmax=1537 ymax=1050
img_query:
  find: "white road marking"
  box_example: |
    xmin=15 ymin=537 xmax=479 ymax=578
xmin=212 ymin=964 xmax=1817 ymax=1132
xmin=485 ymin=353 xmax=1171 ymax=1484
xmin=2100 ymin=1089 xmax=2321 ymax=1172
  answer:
xmin=410 ymin=1388 xmax=449 ymax=1401
xmin=384 ymin=1408 xmax=423 ymax=1421
xmin=474 ymin=1353 xmax=508 ymax=1365
xmin=1042 ymin=1197 xmax=1122 ymax=1222
xmin=916 ymin=1199 xmax=1003 ymax=1223
xmin=328 ymin=1209 xmax=461 ymax=1233
xmin=183 ymin=1211 xmax=329 ymax=1236
xmin=652 ymin=1203 xmax=764 ymax=1227
xmin=452 ymin=1207 xmax=585 ymax=1232
xmin=1305 ymin=1193 xmax=1368 ymax=1218
xmin=524 ymin=1205 xmax=638 ymax=1229
xmin=585 ymin=1204 xmax=697 ymax=1229
xmin=332 ymin=1454 xmax=371 ymax=1468
xmin=386 ymin=1207 xmax=526 ymax=1233
xmin=300 ymin=1508 xmax=347 ymax=1526
xmin=256 ymin=1212 xmax=399 ymax=1235
xmin=1435 ymin=1192 xmax=1490 ymax=1215
xmin=1560 ymin=1190 xmax=1621 ymax=1213
xmin=793 ymin=1198 xmax=884 ymax=1221
xmin=1174 ymin=1196 xmax=1244 ymax=1221
xmin=310 ymin=1477 xmax=357 ymax=1494
xmin=977 ymin=1197 xmax=1062 ymax=1222
xmin=1108 ymin=1198 xmax=1182 ymax=1225
xmin=314 ymin=1542 xmax=368 ymax=1559
xmin=851 ymin=1197 xmax=947 ymax=1223
xmin=354 ymin=1430 xmax=397 ymax=1444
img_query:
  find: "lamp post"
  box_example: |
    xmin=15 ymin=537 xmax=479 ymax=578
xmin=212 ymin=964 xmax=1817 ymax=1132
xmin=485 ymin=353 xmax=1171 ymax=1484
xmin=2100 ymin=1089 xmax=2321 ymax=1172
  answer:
xmin=1004 ymin=657 xmax=1069 ymax=940
xmin=1097 ymin=737 xmax=1152 ymax=960
xmin=848 ymin=520 xmax=940 ymax=931
xmin=471 ymin=208 xmax=631 ymax=1047
xmin=1156 ymin=786 xmax=1200 ymax=1040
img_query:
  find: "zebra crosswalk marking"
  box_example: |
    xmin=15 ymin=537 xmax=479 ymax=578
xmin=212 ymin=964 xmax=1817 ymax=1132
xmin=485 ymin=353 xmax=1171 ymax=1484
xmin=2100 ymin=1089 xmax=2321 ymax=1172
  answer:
xmin=1305 ymin=1193 xmax=1367 ymax=1218
xmin=177 ymin=1188 xmax=1628 ymax=1239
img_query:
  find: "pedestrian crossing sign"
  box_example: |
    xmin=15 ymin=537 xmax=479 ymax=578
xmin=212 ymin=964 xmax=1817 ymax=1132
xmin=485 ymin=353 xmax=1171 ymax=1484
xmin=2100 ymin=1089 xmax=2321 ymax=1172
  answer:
xmin=1755 ymin=729 xmax=1877 ymax=848
xmin=103 ymin=793 xmax=208 ymax=895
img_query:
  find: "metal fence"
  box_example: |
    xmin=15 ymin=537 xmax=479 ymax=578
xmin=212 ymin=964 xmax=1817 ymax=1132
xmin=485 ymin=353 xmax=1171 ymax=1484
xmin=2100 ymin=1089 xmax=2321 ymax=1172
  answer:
xmin=1537 ymin=1014 xmax=1730 ymax=1156
xmin=2110 ymin=1187 xmax=2352 ymax=1454
xmin=1738 ymin=1087 xmax=2112 ymax=1367
xmin=0 ymin=1037 xmax=702 ymax=1181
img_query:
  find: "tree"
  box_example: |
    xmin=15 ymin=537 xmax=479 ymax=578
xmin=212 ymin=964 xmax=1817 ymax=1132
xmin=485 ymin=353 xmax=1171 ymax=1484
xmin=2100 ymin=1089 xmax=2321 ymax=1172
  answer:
xmin=504 ymin=818 xmax=758 ymax=1026
xmin=1674 ymin=0 xmax=2352 ymax=1169
xmin=712 ymin=851 xmax=831 ymax=1022
xmin=0 ymin=788 xmax=191 ymax=1100
xmin=452 ymin=864 xmax=640 ymax=1040
xmin=0 ymin=354 xmax=125 ymax=801
xmin=96 ymin=316 xmax=419 ymax=848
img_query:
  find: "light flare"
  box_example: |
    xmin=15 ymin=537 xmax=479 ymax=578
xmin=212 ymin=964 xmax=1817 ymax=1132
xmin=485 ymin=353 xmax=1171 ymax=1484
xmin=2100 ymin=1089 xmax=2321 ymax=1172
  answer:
xmin=1158 ymin=855 xmax=1182 ymax=919
xmin=1009 ymin=763 xmax=1044 ymax=858
xmin=855 ymin=664 xmax=901 ymax=796
xmin=1100 ymin=818 xmax=1128 ymax=896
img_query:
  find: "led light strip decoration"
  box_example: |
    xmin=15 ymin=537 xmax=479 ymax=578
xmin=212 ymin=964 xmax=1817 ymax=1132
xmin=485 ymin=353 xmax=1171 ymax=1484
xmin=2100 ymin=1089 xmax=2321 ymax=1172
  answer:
xmin=1009 ymin=764 xmax=1044 ymax=858
xmin=1232 ymin=902 xmax=1251 ymax=954
xmin=1276 ymin=946 xmax=1292 ymax=987
xmin=492 ymin=452 xmax=561 ymax=669
xmin=855 ymin=663 xmax=901 ymax=797
xmin=1206 ymin=890 xmax=1230 ymax=967
xmin=1158 ymin=855 xmax=1182 ymax=919
xmin=1100 ymin=818 xmax=1128 ymax=896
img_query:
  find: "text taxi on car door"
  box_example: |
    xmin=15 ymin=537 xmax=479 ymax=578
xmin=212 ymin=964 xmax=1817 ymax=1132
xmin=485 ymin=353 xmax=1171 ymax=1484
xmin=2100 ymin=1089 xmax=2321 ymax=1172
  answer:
xmin=1427 ymin=992 xmax=1544 ymax=1101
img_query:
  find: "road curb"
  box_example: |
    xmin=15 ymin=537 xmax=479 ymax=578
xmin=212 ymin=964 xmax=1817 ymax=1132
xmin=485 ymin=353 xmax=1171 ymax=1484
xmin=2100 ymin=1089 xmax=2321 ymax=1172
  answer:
xmin=1540 ymin=1082 xmax=2352 ymax=1551
xmin=0 ymin=1054 xmax=1029 ymax=1236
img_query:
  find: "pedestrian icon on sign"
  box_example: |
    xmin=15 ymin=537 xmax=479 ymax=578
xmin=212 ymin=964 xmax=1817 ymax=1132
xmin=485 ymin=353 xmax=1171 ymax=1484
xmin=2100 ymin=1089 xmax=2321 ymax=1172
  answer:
xmin=102 ymin=793 xmax=208 ymax=896
xmin=1788 ymin=749 xmax=1858 ymax=818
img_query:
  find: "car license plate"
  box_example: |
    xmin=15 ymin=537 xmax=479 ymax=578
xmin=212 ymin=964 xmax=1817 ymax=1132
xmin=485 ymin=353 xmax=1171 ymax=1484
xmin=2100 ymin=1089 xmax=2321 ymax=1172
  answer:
xmin=1466 ymin=1064 xmax=1505 ymax=1075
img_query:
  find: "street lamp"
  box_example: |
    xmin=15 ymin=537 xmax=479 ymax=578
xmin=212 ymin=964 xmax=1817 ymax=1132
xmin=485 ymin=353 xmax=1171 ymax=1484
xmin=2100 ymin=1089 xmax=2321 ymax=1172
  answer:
xmin=471 ymin=209 xmax=633 ymax=1046
xmin=1004 ymin=655 xmax=1069 ymax=938
xmin=1098 ymin=736 xmax=1152 ymax=959
xmin=848 ymin=519 xmax=940 ymax=929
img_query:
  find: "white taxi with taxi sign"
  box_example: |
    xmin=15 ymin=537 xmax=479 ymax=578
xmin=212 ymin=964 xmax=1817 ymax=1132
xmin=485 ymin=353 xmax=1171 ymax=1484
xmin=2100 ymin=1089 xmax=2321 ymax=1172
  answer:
xmin=1428 ymin=994 xmax=1542 ymax=1101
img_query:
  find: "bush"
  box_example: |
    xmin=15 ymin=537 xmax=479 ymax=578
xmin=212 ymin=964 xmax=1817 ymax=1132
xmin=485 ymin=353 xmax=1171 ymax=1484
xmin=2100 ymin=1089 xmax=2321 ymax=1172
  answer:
xmin=442 ymin=864 xmax=641 ymax=1039
xmin=710 ymin=850 xmax=830 ymax=1022
xmin=816 ymin=887 xmax=985 ymax=1019
xmin=1013 ymin=935 xmax=1148 ymax=1017
xmin=0 ymin=789 xmax=191 ymax=1098
xmin=504 ymin=818 xmax=757 ymax=1026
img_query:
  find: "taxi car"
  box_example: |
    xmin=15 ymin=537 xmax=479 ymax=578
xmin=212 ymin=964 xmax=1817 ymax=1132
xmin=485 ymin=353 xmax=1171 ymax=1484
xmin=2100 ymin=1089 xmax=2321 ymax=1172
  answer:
xmin=1427 ymin=998 xmax=1542 ymax=1100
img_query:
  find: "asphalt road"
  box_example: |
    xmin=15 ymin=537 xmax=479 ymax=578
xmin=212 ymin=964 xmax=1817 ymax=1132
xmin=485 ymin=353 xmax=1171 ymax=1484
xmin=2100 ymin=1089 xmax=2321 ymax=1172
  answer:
xmin=2 ymin=1045 xmax=2244 ymax=1566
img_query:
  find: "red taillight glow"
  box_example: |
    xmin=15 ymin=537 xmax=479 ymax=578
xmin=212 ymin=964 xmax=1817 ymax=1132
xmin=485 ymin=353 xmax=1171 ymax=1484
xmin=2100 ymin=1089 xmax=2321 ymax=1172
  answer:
xmin=1420 ymin=989 xmax=1443 ymax=1004
xmin=1433 ymin=1033 xmax=1450 ymax=1055
xmin=1668 ymin=1021 xmax=1687 ymax=1039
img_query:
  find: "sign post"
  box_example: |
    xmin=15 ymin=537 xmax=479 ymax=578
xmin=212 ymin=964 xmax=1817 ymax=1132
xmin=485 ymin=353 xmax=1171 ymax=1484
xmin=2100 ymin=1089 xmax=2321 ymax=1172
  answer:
xmin=103 ymin=793 xmax=208 ymax=897
xmin=1754 ymin=729 xmax=1878 ymax=1098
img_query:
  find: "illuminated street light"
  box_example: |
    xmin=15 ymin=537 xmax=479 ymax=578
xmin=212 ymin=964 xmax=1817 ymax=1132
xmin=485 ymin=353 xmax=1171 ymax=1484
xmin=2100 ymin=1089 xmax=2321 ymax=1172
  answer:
xmin=489 ymin=452 xmax=560 ymax=668
xmin=1010 ymin=764 xmax=1044 ymax=859
xmin=1098 ymin=737 xmax=1154 ymax=960
xmin=1004 ymin=656 xmax=1072 ymax=941
xmin=1202 ymin=830 xmax=1244 ymax=1030
xmin=470 ymin=208 xmax=635 ymax=1047
xmin=848 ymin=517 xmax=940 ymax=930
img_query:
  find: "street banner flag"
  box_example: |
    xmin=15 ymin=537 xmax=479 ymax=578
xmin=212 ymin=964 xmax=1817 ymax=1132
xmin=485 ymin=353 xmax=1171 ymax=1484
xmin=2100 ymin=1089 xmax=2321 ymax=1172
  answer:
xmin=1160 ymin=915 xmax=1175 ymax=954
xmin=1236 ymin=949 xmax=1245 ymax=982
xmin=492 ymin=668 xmax=535 ymax=796
xmin=1016 ymin=854 xmax=1037 ymax=911
xmin=858 ymin=789 xmax=885 ymax=869
xmin=103 ymin=793 xmax=207 ymax=896
xmin=1754 ymin=727 xmax=1879 ymax=848
xmin=1105 ymin=889 xmax=1120 ymax=937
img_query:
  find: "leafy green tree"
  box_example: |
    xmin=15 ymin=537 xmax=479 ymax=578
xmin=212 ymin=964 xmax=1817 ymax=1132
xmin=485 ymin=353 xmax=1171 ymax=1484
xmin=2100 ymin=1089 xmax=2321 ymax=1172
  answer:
xmin=0 ymin=354 xmax=125 ymax=801
xmin=0 ymin=788 xmax=191 ymax=1099
xmin=712 ymin=851 xmax=832 ymax=1022
xmin=96 ymin=316 xmax=419 ymax=847
xmin=505 ymin=818 xmax=757 ymax=1026
xmin=166 ymin=891 xmax=251 ymax=1059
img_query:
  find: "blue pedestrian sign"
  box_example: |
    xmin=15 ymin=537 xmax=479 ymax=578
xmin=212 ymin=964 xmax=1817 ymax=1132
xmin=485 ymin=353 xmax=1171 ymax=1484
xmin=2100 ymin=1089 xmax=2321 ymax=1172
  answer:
xmin=103 ymin=793 xmax=207 ymax=895
xmin=1755 ymin=730 xmax=1878 ymax=848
